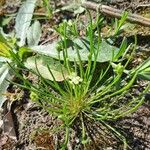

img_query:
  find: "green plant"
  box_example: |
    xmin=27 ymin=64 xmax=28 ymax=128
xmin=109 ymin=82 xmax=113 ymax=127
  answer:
xmin=0 ymin=0 xmax=42 ymax=107
xmin=10 ymin=15 xmax=150 ymax=149
xmin=0 ymin=29 xmax=17 ymax=107
xmin=42 ymin=0 xmax=53 ymax=19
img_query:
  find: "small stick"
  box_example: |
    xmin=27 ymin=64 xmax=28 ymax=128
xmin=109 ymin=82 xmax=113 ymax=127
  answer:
xmin=137 ymin=4 xmax=150 ymax=8
xmin=82 ymin=1 xmax=150 ymax=27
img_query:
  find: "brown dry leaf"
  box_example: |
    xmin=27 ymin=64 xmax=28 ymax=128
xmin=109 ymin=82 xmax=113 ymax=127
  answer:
xmin=3 ymin=111 xmax=17 ymax=141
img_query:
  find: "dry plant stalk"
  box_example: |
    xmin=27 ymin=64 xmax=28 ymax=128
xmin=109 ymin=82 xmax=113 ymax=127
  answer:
xmin=82 ymin=1 xmax=150 ymax=27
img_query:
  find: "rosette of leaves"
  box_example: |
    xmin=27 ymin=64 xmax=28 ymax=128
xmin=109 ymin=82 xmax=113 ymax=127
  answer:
xmin=10 ymin=17 xmax=150 ymax=149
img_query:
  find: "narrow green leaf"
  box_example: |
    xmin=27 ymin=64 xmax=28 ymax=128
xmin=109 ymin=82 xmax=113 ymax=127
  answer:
xmin=136 ymin=57 xmax=150 ymax=72
xmin=113 ymin=37 xmax=127 ymax=61
xmin=138 ymin=67 xmax=150 ymax=81
xmin=133 ymin=57 xmax=150 ymax=81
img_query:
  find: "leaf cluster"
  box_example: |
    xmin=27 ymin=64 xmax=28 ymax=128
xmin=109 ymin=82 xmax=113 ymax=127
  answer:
xmin=9 ymin=16 xmax=150 ymax=149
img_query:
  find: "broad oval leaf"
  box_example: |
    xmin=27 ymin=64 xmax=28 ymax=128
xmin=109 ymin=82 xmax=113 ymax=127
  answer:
xmin=15 ymin=0 xmax=37 ymax=46
xmin=24 ymin=55 xmax=69 ymax=81
xmin=30 ymin=38 xmax=119 ymax=62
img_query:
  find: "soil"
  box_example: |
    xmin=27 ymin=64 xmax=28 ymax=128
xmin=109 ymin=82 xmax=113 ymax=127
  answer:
xmin=109 ymin=0 xmax=150 ymax=11
xmin=116 ymin=103 xmax=150 ymax=150
xmin=0 ymin=0 xmax=150 ymax=150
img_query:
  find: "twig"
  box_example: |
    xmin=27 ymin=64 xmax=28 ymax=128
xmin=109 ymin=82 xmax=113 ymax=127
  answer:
xmin=137 ymin=4 xmax=150 ymax=8
xmin=82 ymin=1 xmax=150 ymax=27
xmin=41 ymin=34 xmax=58 ymax=45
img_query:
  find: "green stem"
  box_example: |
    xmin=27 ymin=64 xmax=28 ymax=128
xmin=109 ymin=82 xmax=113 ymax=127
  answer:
xmin=90 ymin=72 xmax=137 ymax=104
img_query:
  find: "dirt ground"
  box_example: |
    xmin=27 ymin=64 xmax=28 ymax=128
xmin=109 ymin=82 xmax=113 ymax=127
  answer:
xmin=0 ymin=0 xmax=150 ymax=149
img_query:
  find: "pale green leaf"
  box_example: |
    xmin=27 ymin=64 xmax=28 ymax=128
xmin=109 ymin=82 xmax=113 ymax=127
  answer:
xmin=15 ymin=0 xmax=37 ymax=46
xmin=74 ymin=6 xmax=85 ymax=15
xmin=27 ymin=20 xmax=41 ymax=46
xmin=0 ymin=64 xmax=10 ymax=108
xmin=56 ymin=0 xmax=85 ymax=15
xmin=24 ymin=55 xmax=69 ymax=81
xmin=30 ymin=38 xmax=119 ymax=62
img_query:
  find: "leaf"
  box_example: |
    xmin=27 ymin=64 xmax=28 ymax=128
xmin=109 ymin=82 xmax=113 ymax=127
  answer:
xmin=3 ymin=111 xmax=17 ymax=141
xmin=24 ymin=55 xmax=69 ymax=81
xmin=74 ymin=6 xmax=85 ymax=15
xmin=58 ymin=0 xmax=85 ymax=15
xmin=15 ymin=0 xmax=37 ymax=46
xmin=0 ymin=28 xmax=10 ymax=42
xmin=0 ymin=28 xmax=16 ymax=49
xmin=136 ymin=57 xmax=150 ymax=73
xmin=1 ymin=17 xmax=12 ymax=27
xmin=30 ymin=38 xmax=119 ymax=62
xmin=18 ymin=46 xmax=32 ymax=60
xmin=0 ymin=64 xmax=10 ymax=108
xmin=114 ymin=11 xmax=128 ymax=35
xmin=133 ymin=57 xmax=150 ymax=81
xmin=0 ymin=42 xmax=11 ymax=58
xmin=27 ymin=20 xmax=41 ymax=46
xmin=0 ymin=57 xmax=10 ymax=63
xmin=138 ymin=62 xmax=150 ymax=81
xmin=138 ymin=71 xmax=150 ymax=81
xmin=0 ymin=31 xmax=7 ymax=44
xmin=113 ymin=37 xmax=128 ymax=61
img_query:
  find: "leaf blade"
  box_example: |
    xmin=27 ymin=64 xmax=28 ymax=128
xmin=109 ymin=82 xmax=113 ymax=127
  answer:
xmin=24 ymin=55 xmax=69 ymax=81
xmin=0 ymin=64 xmax=10 ymax=108
xmin=27 ymin=20 xmax=41 ymax=46
xmin=30 ymin=38 xmax=119 ymax=62
xmin=15 ymin=0 xmax=37 ymax=46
